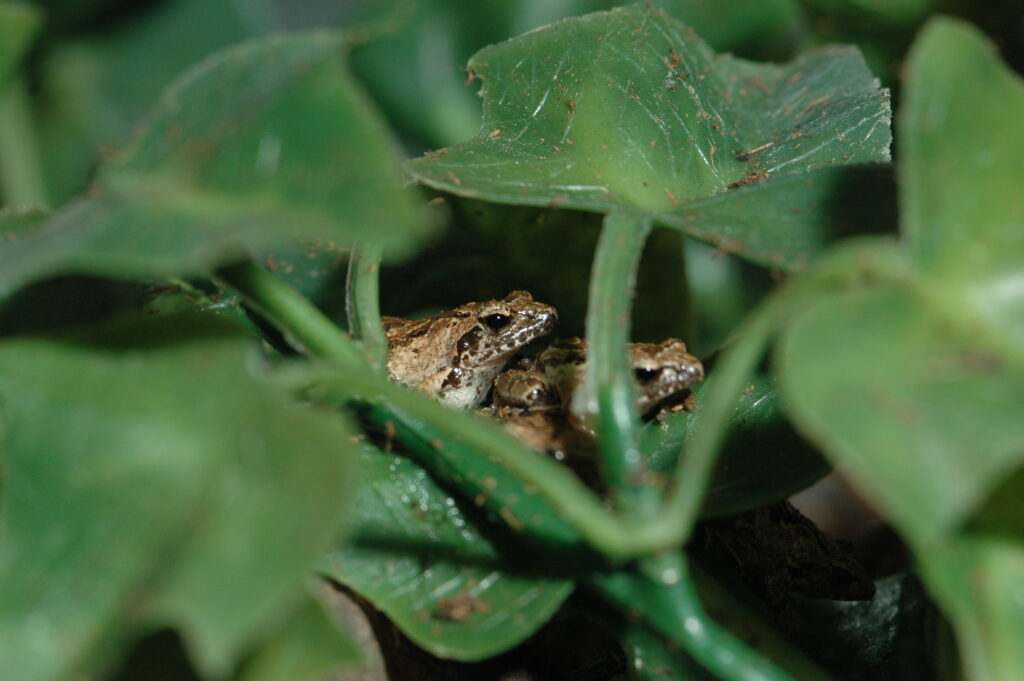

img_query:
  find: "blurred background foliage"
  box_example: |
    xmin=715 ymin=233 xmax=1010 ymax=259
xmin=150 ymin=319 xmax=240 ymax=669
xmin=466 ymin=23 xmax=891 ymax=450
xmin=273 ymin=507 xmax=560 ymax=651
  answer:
xmin=2 ymin=1 xmax=1022 ymax=680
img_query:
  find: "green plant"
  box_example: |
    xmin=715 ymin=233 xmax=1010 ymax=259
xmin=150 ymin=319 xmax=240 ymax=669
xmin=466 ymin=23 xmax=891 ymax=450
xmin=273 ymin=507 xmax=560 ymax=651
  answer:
xmin=0 ymin=1 xmax=1021 ymax=680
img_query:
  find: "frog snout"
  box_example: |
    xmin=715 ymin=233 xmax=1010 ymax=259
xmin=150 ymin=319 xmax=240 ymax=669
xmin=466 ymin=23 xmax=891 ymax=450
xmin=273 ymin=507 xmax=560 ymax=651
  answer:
xmin=533 ymin=308 xmax=558 ymax=333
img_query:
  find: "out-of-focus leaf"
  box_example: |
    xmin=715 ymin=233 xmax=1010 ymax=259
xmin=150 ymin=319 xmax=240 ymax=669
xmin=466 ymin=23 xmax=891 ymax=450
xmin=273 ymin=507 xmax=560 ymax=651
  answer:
xmin=918 ymin=537 xmax=1024 ymax=681
xmin=801 ymin=0 xmax=936 ymax=26
xmin=239 ymin=590 xmax=362 ymax=681
xmin=0 ymin=314 xmax=354 ymax=681
xmin=779 ymin=21 xmax=1024 ymax=680
xmin=321 ymin=445 xmax=574 ymax=661
xmin=901 ymin=20 xmax=1024 ymax=346
xmin=1 ymin=31 xmax=424 ymax=298
xmin=405 ymin=4 xmax=890 ymax=269
xmin=35 ymin=0 xmax=255 ymax=201
xmin=780 ymin=283 xmax=1024 ymax=545
xmin=0 ymin=1 xmax=40 ymax=88
xmin=644 ymin=372 xmax=830 ymax=516
xmin=0 ymin=205 xmax=44 ymax=235
xmin=780 ymin=18 xmax=1024 ymax=547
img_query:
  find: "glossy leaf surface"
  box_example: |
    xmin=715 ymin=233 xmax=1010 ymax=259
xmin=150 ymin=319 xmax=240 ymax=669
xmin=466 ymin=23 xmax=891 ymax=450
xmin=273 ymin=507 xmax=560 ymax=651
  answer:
xmin=321 ymin=445 xmax=574 ymax=661
xmin=644 ymin=372 xmax=830 ymax=516
xmin=405 ymin=3 xmax=890 ymax=268
xmin=351 ymin=0 xmax=803 ymax=149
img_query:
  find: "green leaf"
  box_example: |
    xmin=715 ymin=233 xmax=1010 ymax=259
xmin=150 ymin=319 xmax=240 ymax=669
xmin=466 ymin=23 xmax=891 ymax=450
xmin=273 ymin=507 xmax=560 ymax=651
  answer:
xmin=0 ymin=31 xmax=425 ymax=297
xmin=656 ymin=165 xmax=898 ymax=270
xmin=405 ymin=4 xmax=890 ymax=268
xmin=0 ymin=1 xmax=40 ymax=88
xmin=901 ymin=19 xmax=1024 ymax=345
xmin=0 ymin=315 xmax=355 ymax=681
xmin=34 ymin=0 xmax=254 ymax=202
xmin=349 ymin=0 xmax=803 ymax=150
xmin=321 ymin=445 xmax=574 ymax=661
xmin=645 ymin=372 xmax=830 ymax=517
xmin=918 ymin=537 xmax=1024 ymax=681
xmin=777 ymin=22 xmax=1024 ymax=680
xmin=779 ymin=283 xmax=1024 ymax=545
xmin=239 ymin=590 xmax=362 ymax=681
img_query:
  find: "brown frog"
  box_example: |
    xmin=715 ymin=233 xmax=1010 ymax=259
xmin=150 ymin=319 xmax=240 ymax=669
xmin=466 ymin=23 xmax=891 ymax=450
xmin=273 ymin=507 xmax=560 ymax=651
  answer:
xmin=383 ymin=291 xmax=557 ymax=410
xmin=489 ymin=337 xmax=704 ymax=464
xmin=539 ymin=337 xmax=704 ymax=416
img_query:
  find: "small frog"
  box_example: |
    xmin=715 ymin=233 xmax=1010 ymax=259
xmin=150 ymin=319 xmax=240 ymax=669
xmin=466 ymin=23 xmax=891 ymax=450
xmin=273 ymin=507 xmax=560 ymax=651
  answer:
xmin=531 ymin=337 xmax=704 ymax=415
xmin=490 ymin=337 xmax=704 ymax=465
xmin=383 ymin=291 xmax=557 ymax=409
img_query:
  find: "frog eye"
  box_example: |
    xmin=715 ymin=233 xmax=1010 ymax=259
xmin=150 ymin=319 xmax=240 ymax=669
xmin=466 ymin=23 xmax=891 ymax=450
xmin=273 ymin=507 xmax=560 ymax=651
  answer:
xmin=482 ymin=313 xmax=512 ymax=331
xmin=634 ymin=368 xmax=660 ymax=383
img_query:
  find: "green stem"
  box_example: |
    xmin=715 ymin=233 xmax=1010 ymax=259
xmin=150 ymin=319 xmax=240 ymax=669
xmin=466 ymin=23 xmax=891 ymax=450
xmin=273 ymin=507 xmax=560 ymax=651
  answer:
xmin=0 ymin=79 xmax=48 ymax=207
xmin=660 ymin=298 xmax=777 ymax=542
xmin=345 ymin=241 xmax=388 ymax=371
xmin=217 ymin=261 xmax=365 ymax=370
xmin=592 ymin=554 xmax=802 ymax=681
xmin=576 ymin=211 xmax=654 ymax=513
xmin=293 ymin=364 xmax=665 ymax=560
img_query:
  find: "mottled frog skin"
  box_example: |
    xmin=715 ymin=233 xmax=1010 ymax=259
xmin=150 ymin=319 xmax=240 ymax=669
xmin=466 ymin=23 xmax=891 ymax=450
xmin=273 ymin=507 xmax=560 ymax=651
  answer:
xmin=490 ymin=337 xmax=704 ymax=463
xmin=383 ymin=291 xmax=557 ymax=409
xmin=538 ymin=337 xmax=704 ymax=414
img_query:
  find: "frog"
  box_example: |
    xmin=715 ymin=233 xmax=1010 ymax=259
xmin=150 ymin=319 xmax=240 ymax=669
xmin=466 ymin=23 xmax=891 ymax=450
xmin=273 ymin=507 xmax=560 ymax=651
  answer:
xmin=383 ymin=291 xmax=557 ymax=410
xmin=538 ymin=337 xmax=704 ymax=416
xmin=489 ymin=337 xmax=704 ymax=467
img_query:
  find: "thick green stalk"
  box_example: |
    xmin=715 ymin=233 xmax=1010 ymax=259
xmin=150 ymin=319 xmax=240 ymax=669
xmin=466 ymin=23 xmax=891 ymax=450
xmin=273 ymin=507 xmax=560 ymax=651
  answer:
xmin=659 ymin=298 xmax=777 ymax=542
xmin=217 ymin=261 xmax=365 ymax=370
xmin=295 ymin=364 xmax=668 ymax=560
xmin=345 ymin=241 xmax=387 ymax=371
xmin=592 ymin=554 xmax=805 ymax=681
xmin=576 ymin=211 xmax=655 ymax=513
xmin=0 ymin=79 xmax=48 ymax=207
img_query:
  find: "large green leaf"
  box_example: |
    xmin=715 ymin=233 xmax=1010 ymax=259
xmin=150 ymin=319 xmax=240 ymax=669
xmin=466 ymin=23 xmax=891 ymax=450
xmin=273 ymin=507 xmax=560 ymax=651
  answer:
xmin=350 ymin=0 xmax=803 ymax=150
xmin=35 ymin=0 xmax=255 ymax=202
xmin=780 ymin=282 xmax=1024 ymax=545
xmin=901 ymin=20 xmax=1024 ymax=346
xmin=656 ymin=164 xmax=897 ymax=270
xmin=0 ymin=31 xmax=424 ymax=298
xmin=778 ymin=20 xmax=1024 ymax=680
xmin=0 ymin=315 xmax=355 ymax=681
xmin=645 ymin=372 xmax=831 ymax=517
xmin=779 ymin=17 xmax=1024 ymax=549
xmin=405 ymin=3 xmax=890 ymax=268
xmin=238 ymin=590 xmax=362 ymax=681
xmin=321 ymin=445 xmax=574 ymax=661
xmin=918 ymin=537 xmax=1024 ymax=681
